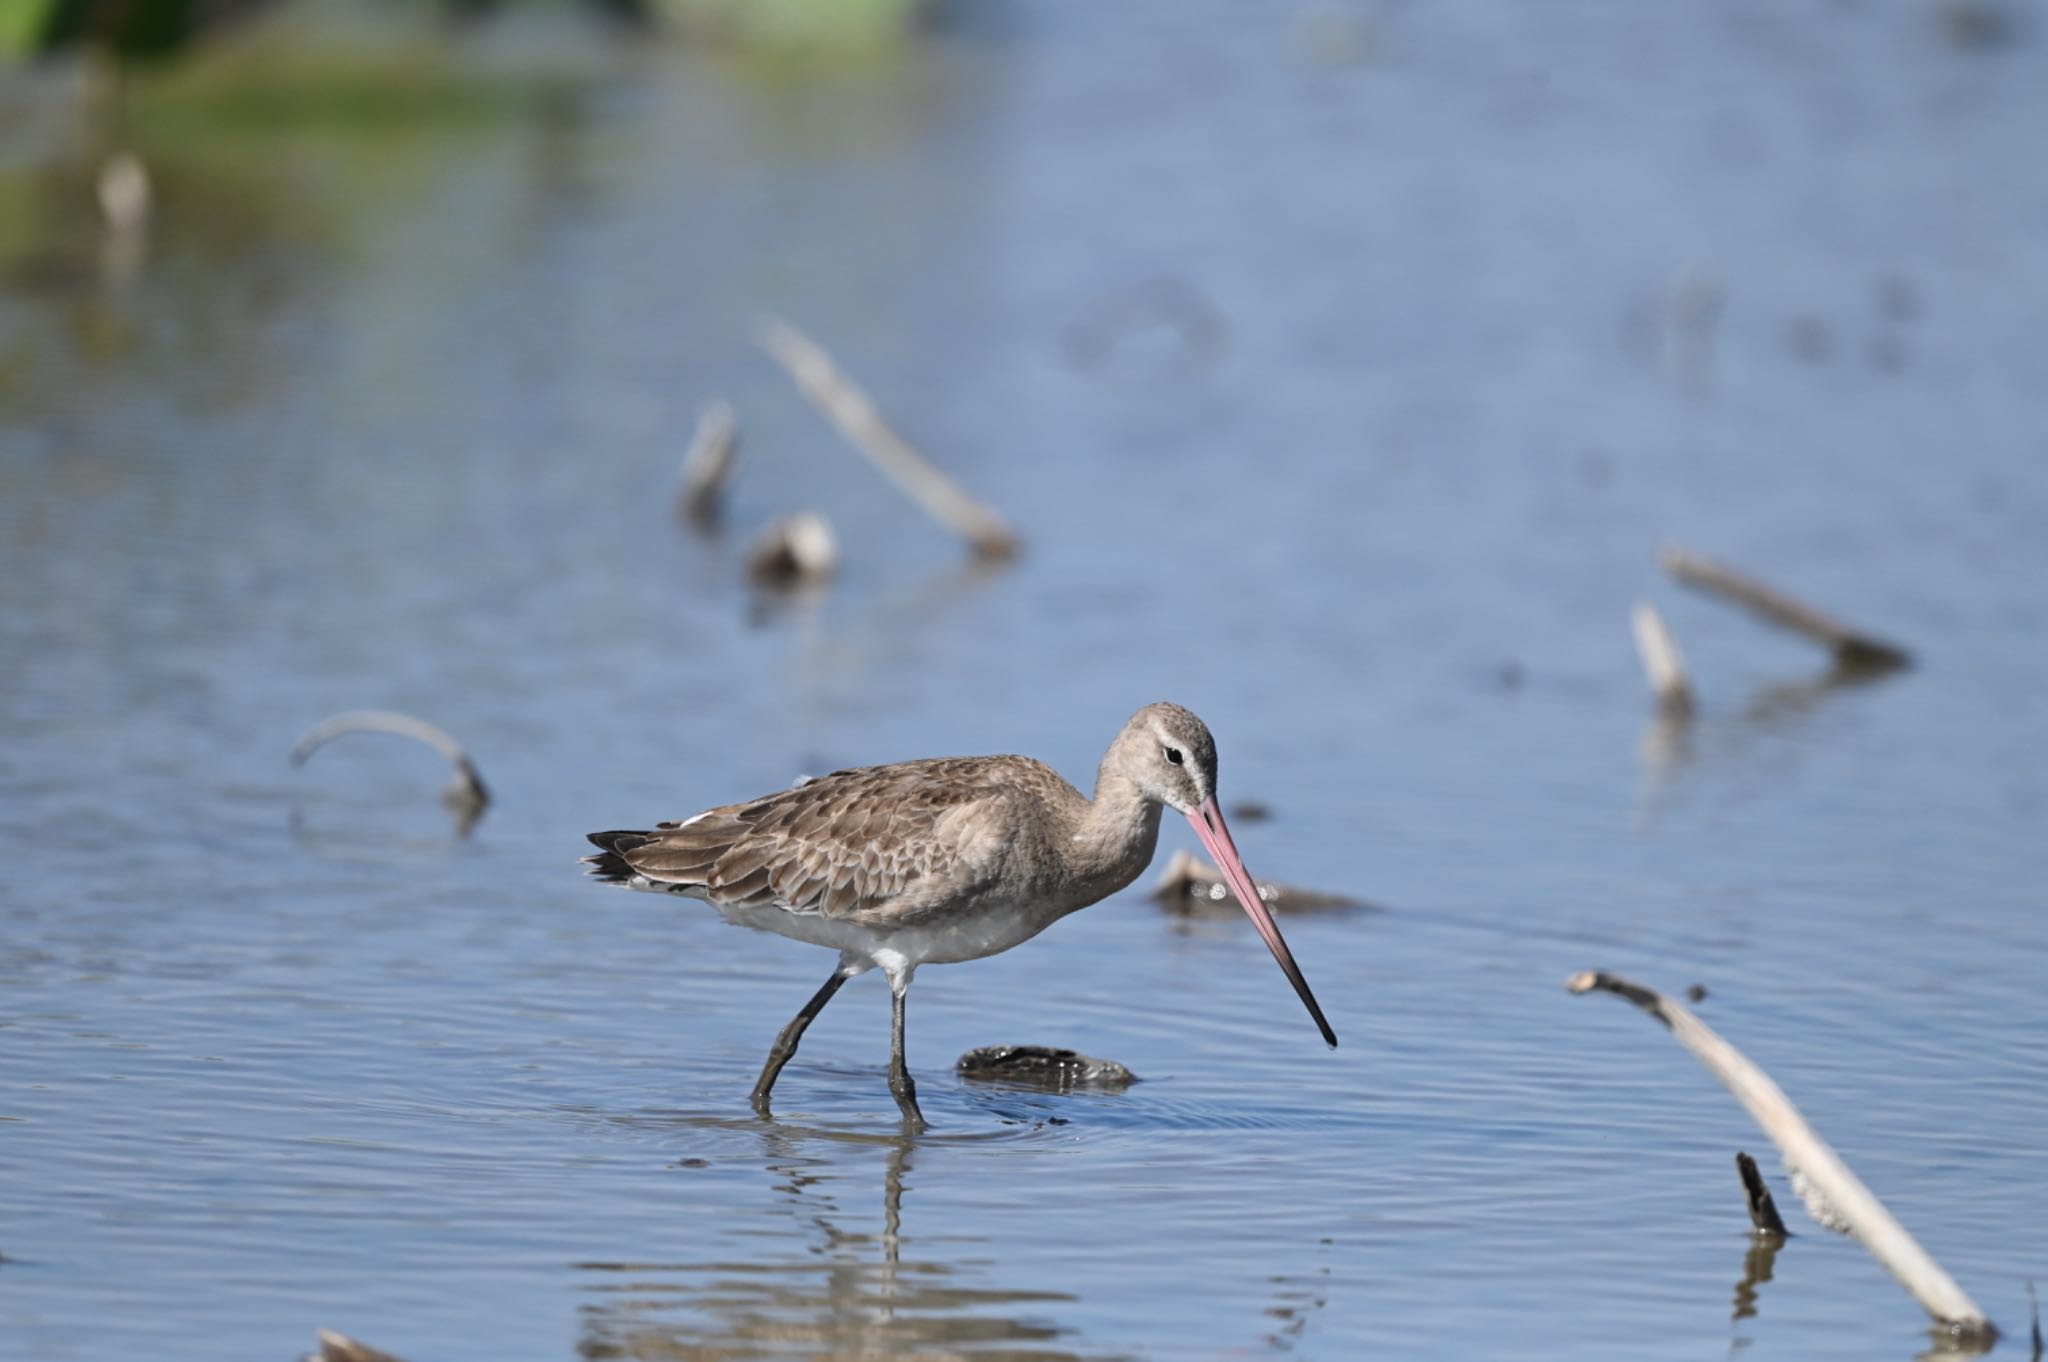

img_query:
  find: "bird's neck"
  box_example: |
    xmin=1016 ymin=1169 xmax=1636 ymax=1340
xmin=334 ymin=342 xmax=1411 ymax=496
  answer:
xmin=1069 ymin=766 xmax=1165 ymax=896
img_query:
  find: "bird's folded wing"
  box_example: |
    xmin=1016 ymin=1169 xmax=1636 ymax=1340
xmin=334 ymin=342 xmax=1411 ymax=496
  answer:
xmin=617 ymin=759 xmax=1018 ymax=922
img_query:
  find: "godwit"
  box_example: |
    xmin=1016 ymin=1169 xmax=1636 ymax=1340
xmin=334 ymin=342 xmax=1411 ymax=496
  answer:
xmin=582 ymin=702 xmax=1335 ymax=1130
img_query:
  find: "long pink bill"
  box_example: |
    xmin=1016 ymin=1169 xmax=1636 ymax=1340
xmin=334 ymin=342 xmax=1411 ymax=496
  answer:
xmin=1186 ymin=796 xmax=1338 ymax=1048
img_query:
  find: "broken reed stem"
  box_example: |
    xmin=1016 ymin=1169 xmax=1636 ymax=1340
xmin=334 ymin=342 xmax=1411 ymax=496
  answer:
xmin=1566 ymin=970 xmax=1993 ymax=1340
xmin=677 ymin=400 xmax=740 ymax=525
xmin=1735 ymin=1151 xmax=1790 ymax=1237
xmin=1659 ymin=543 xmax=1911 ymax=670
xmin=757 ymin=318 xmax=1021 ymax=561
xmin=1631 ymin=600 xmax=1696 ymax=718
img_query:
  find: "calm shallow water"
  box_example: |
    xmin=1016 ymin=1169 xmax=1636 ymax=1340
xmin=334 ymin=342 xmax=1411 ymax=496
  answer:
xmin=2 ymin=4 xmax=2046 ymax=1359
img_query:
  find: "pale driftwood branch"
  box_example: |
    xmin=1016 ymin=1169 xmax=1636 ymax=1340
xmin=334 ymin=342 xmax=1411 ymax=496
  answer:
xmin=290 ymin=710 xmax=489 ymax=830
xmin=1631 ymin=601 xmax=1696 ymax=718
xmin=677 ymin=400 xmax=740 ymax=525
xmin=744 ymin=510 xmax=838 ymax=588
xmin=758 ymin=318 xmax=1020 ymax=561
xmin=1736 ymin=1151 xmax=1789 ymax=1237
xmin=1567 ymin=970 xmax=1993 ymax=1340
xmin=1660 ymin=543 xmax=1912 ymax=670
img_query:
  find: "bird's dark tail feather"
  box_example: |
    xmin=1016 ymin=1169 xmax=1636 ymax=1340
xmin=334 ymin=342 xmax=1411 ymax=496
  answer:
xmin=582 ymin=829 xmax=651 ymax=883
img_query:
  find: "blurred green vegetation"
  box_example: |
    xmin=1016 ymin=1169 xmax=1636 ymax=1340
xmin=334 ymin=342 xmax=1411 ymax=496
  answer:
xmin=0 ymin=0 xmax=938 ymax=423
xmin=1 ymin=0 xmax=268 ymax=59
xmin=0 ymin=0 xmax=933 ymax=61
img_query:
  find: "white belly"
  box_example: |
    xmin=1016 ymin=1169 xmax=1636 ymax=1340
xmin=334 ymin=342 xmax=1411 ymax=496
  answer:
xmin=701 ymin=881 xmax=1091 ymax=973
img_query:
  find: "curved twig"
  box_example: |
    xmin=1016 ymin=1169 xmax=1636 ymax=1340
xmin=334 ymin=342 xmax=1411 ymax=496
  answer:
xmin=290 ymin=710 xmax=490 ymax=829
xmin=1567 ymin=970 xmax=1993 ymax=1341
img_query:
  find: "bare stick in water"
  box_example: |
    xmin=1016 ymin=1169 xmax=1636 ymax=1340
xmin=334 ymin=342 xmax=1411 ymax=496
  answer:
xmin=1631 ymin=601 xmax=1696 ymax=718
xmin=1659 ymin=543 xmax=1912 ymax=670
xmin=1566 ymin=970 xmax=1993 ymax=1340
xmin=677 ymin=400 xmax=741 ymax=525
xmin=758 ymin=317 xmax=1021 ymax=561
xmin=1735 ymin=1151 xmax=1790 ymax=1238
xmin=290 ymin=710 xmax=490 ymax=831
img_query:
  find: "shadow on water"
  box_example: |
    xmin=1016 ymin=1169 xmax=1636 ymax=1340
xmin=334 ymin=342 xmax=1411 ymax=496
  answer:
xmin=572 ymin=1126 xmax=1119 ymax=1362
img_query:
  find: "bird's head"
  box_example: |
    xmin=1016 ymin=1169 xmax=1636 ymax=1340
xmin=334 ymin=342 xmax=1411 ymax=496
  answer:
xmin=1106 ymin=701 xmax=1337 ymax=1049
xmin=1111 ymin=700 xmax=1219 ymax=816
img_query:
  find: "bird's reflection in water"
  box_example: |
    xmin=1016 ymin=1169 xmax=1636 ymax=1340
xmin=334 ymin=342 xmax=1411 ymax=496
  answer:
xmin=572 ymin=1123 xmax=1103 ymax=1361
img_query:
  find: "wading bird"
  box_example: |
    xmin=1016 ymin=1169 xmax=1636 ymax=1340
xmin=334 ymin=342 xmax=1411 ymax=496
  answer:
xmin=583 ymin=702 xmax=1335 ymax=1130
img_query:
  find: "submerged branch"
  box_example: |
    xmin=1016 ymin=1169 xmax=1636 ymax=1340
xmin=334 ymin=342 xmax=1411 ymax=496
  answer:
xmin=1659 ymin=543 xmax=1911 ymax=670
xmin=308 ymin=1329 xmax=410 ymax=1362
xmin=1150 ymin=849 xmax=1372 ymax=915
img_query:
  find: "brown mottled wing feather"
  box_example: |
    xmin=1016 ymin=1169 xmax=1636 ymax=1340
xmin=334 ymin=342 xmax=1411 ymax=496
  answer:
xmin=611 ymin=757 xmax=1025 ymax=924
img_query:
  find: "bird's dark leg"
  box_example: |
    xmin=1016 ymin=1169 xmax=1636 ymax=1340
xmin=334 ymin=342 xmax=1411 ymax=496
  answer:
xmin=751 ymin=967 xmax=850 ymax=1118
xmin=888 ymin=980 xmax=927 ymax=1133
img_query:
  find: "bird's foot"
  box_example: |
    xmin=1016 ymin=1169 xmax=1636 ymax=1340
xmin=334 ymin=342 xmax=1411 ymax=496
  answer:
xmin=889 ymin=1074 xmax=928 ymax=1133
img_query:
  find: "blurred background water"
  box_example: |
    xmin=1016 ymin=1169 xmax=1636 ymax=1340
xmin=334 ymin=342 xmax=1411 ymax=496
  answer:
xmin=1 ymin=2 xmax=2045 ymax=1358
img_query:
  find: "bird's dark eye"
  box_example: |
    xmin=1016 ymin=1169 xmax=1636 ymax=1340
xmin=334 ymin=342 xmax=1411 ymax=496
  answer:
xmin=1164 ymin=746 xmax=1184 ymax=766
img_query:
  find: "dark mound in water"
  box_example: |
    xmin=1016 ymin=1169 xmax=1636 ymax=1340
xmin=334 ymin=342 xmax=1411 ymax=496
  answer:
xmin=956 ymin=1045 xmax=1139 ymax=1092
